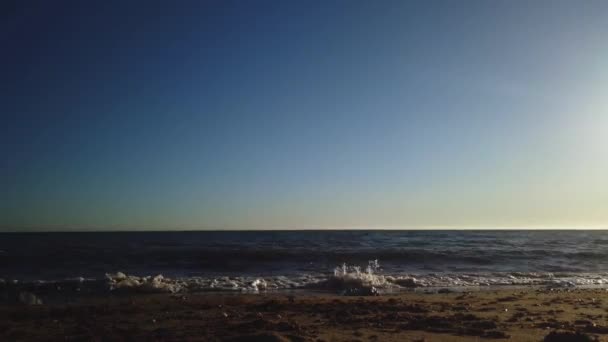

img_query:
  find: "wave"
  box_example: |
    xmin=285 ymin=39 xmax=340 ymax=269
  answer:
xmin=5 ymin=247 xmax=608 ymax=280
xmin=4 ymin=261 xmax=608 ymax=299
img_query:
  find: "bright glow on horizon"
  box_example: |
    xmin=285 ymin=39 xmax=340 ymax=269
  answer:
xmin=2 ymin=1 xmax=608 ymax=231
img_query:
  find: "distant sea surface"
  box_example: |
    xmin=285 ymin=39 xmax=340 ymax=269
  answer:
xmin=2 ymin=230 xmax=608 ymax=292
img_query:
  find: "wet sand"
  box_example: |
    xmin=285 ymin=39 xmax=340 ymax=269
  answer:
xmin=3 ymin=288 xmax=608 ymax=341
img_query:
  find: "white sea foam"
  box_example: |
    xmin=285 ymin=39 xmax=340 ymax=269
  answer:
xmin=7 ymin=260 xmax=608 ymax=296
xmin=334 ymin=260 xmax=386 ymax=284
xmin=106 ymin=272 xmax=183 ymax=293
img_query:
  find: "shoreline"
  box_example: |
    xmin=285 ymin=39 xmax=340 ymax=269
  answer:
xmin=3 ymin=287 xmax=608 ymax=341
xmin=4 ymin=269 xmax=608 ymax=295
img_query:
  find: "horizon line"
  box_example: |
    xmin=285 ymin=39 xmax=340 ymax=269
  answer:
xmin=1 ymin=226 xmax=607 ymax=233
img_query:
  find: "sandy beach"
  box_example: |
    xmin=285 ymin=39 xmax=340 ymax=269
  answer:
xmin=4 ymin=1 xmax=608 ymax=341
xmin=3 ymin=288 xmax=608 ymax=341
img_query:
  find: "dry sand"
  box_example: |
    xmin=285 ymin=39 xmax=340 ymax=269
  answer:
xmin=3 ymin=288 xmax=608 ymax=341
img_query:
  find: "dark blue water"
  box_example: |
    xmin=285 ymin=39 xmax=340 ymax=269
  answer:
xmin=2 ymin=230 xmax=608 ymax=284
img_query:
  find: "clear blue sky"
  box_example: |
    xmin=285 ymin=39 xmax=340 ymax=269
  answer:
xmin=2 ymin=0 xmax=608 ymax=231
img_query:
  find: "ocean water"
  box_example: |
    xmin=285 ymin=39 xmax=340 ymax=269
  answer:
xmin=2 ymin=230 xmax=608 ymax=293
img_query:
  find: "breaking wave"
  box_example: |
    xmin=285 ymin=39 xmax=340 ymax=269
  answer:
xmin=4 ymin=260 xmax=608 ymax=299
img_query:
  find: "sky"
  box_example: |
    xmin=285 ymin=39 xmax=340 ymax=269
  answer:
xmin=1 ymin=0 xmax=608 ymax=231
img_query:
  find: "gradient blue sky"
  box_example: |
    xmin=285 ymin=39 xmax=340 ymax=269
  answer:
xmin=2 ymin=0 xmax=608 ymax=231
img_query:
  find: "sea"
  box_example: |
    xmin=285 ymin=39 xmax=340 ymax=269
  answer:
xmin=2 ymin=230 xmax=608 ymax=295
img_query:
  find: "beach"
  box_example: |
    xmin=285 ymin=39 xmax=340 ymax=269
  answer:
xmin=3 ymin=231 xmax=608 ymax=341
xmin=3 ymin=287 xmax=608 ymax=341
xmin=5 ymin=0 xmax=607 ymax=340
